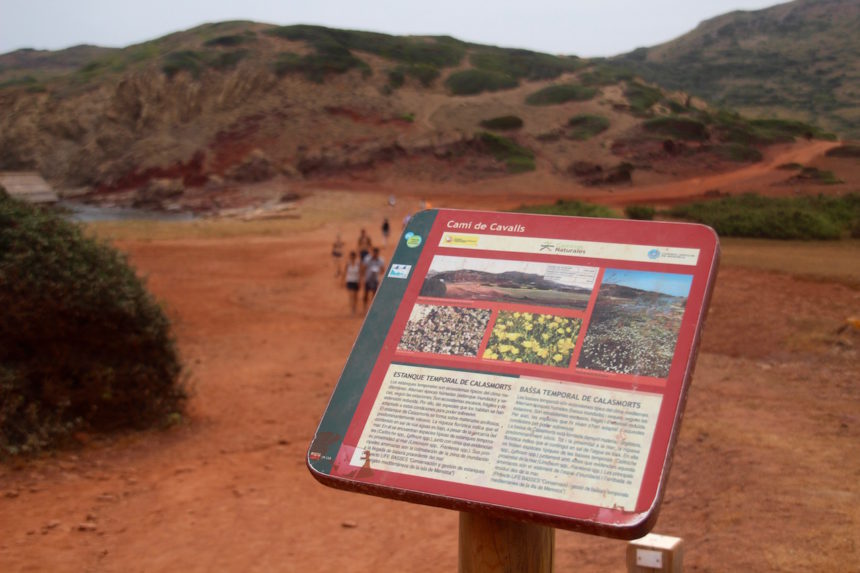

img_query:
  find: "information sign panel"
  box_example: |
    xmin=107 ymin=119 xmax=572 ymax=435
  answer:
xmin=308 ymin=209 xmax=719 ymax=539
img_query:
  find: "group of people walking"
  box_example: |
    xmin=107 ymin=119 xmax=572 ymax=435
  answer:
xmin=333 ymin=225 xmax=387 ymax=315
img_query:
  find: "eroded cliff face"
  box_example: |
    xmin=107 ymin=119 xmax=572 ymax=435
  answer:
xmin=0 ymin=61 xmax=481 ymax=199
xmin=1 ymin=66 xmax=278 ymax=186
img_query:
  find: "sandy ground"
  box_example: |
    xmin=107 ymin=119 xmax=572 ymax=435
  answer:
xmin=1 ymin=141 xmax=859 ymax=572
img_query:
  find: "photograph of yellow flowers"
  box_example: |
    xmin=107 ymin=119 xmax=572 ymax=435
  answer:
xmin=482 ymin=311 xmax=582 ymax=367
xmin=577 ymin=269 xmax=693 ymax=378
xmin=419 ymin=255 xmax=597 ymax=311
xmin=397 ymin=304 xmax=492 ymax=357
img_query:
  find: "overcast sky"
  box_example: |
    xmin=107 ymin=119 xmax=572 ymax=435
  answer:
xmin=0 ymin=0 xmax=783 ymax=57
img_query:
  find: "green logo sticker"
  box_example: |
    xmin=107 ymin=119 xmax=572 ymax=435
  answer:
xmin=405 ymin=234 xmax=422 ymax=248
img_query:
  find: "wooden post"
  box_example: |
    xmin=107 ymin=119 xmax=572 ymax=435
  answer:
xmin=459 ymin=512 xmax=554 ymax=573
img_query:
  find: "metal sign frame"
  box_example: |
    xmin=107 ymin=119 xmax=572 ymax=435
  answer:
xmin=308 ymin=209 xmax=719 ymax=539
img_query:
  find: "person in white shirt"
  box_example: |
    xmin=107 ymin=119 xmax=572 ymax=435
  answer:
xmin=362 ymin=247 xmax=385 ymax=310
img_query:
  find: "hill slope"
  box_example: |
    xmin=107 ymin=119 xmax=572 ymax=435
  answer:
xmin=0 ymin=22 xmax=836 ymax=211
xmin=614 ymin=0 xmax=860 ymax=138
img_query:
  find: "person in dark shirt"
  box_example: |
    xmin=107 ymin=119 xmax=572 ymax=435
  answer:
xmin=362 ymin=247 xmax=385 ymax=310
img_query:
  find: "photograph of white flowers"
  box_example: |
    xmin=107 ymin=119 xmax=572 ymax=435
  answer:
xmin=577 ymin=269 xmax=693 ymax=378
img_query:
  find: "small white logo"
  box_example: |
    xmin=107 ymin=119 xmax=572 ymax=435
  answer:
xmin=388 ymin=264 xmax=412 ymax=279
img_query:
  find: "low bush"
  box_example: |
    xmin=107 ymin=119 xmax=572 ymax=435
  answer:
xmin=470 ymin=49 xmax=583 ymax=81
xmin=792 ymin=167 xmax=843 ymax=185
xmin=272 ymin=47 xmax=367 ymax=83
xmin=624 ymin=205 xmax=656 ymax=220
xmin=161 ymin=50 xmax=205 ymax=79
xmin=479 ymin=115 xmax=524 ymax=131
xmin=578 ymin=64 xmax=634 ymax=86
xmin=0 ymin=194 xmax=185 ymax=456
xmin=748 ymin=118 xmax=836 ymax=142
xmin=705 ymin=110 xmax=836 ymax=145
xmin=715 ymin=143 xmax=763 ymax=162
xmin=203 ymin=33 xmax=254 ymax=48
xmin=826 ymin=144 xmax=860 ymax=158
xmin=567 ymin=114 xmax=610 ymax=140
xmin=387 ymin=68 xmax=405 ymax=89
xmin=525 ymin=84 xmax=597 ymax=106
xmin=505 ymin=156 xmax=537 ymax=173
xmin=407 ymin=64 xmax=441 ymax=87
xmin=643 ymin=117 xmax=709 ymax=141
xmin=208 ymin=49 xmax=249 ymax=71
xmin=266 ymin=25 xmax=464 ymax=68
xmin=666 ymin=193 xmax=860 ymax=240
xmin=624 ymin=81 xmax=663 ymax=115
xmin=513 ymin=199 xmax=616 ymax=218
xmin=0 ymin=75 xmax=39 ymax=89
xmin=446 ymin=69 xmax=518 ymax=95
xmin=478 ymin=132 xmax=535 ymax=173
xmin=665 ymin=100 xmax=687 ymax=114
xmin=161 ymin=48 xmax=250 ymax=77
xmin=388 ymin=63 xmax=440 ymax=88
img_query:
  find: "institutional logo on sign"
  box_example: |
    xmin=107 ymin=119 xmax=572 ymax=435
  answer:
xmin=648 ymin=248 xmax=661 ymax=260
xmin=405 ymin=232 xmax=422 ymax=248
xmin=388 ymin=264 xmax=412 ymax=279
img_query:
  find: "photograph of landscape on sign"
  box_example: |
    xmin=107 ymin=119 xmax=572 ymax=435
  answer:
xmin=419 ymin=255 xmax=598 ymax=310
xmin=397 ymin=303 xmax=491 ymax=357
xmin=577 ymin=270 xmax=693 ymax=378
xmin=483 ymin=311 xmax=582 ymax=367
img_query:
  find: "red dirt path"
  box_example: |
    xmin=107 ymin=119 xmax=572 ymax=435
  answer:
xmin=1 ymin=140 xmax=858 ymax=572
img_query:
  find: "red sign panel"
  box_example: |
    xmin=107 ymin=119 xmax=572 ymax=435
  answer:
xmin=309 ymin=209 xmax=719 ymax=539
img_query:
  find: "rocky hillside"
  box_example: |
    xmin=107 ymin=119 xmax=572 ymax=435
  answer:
xmin=0 ymin=21 xmax=834 ymax=211
xmin=614 ymin=0 xmax=860 ymax=138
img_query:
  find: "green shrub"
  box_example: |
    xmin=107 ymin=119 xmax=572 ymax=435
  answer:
xmin=203 ymin=33 xmax=254 ymax=48
xmin=272 ymin=47 xmax=367 ymax=83
xmin=624 ymin=81 xmax=663 ymax=115
xmin=388 ymin=63 xmax=440 ymax=88
xmin=470 ymin=49 xmax=583 ymax=81
xmin=705 ymin=110 xmax=836 ymax=144
xmin=778 ymin=162 xmax=803 ymax=170
xmin=266 ymin=25 xmax=464 ymax=68
xmin=715 ymin=143 xmax=763 ymax=162
xmin=513 ymin=199 xmax=616 ymax=218
xmin=207 ymin=49 xmax=249 ymax=71
xmin=579 ymin=64 xmax=634 ymax=86
xmin=446 ymin=69 xmax=518 ymax=95
xmin=748 ymin=118 xmax=836 ymax=142
xmin=666 ymin=100 xmax=687 ymax=114
xmin=506 ymin=156 xmax=537 ymax=173
xmin=643 ymin=117 xmax=709 ymax=141
xmin=406 ymin=63 xmax=440 ymax=87
xmin=525 ymin=84 xmax=597 ymax=106
xmin=0 ymin=194 xmax=185 ymax=456
xmin=387 ymin=68 xmax=405 ymax=89
xmin=162 ymin=50 xmax=204 ymax=79
xmin=478 ymin=132 xmax=535 ymax=173
xmin=826 ymin=144 xmax=860 ymax=158
xmin=162 ymin=47 xmax=253 ymax=77
xmin=567 ymin=114 xmax=610 ymax=140
xmin=793 ymin=167 xmax=843 ymax=185
xmin=666 ymin=193 xmax=860 ymax=240
xmin=625 ymin=205 xmax=656 ymax=220
xmin=479 ymin=115 xmax=524 ymax=131
xmin=0 ymin=75 xmax=38 ymax=89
